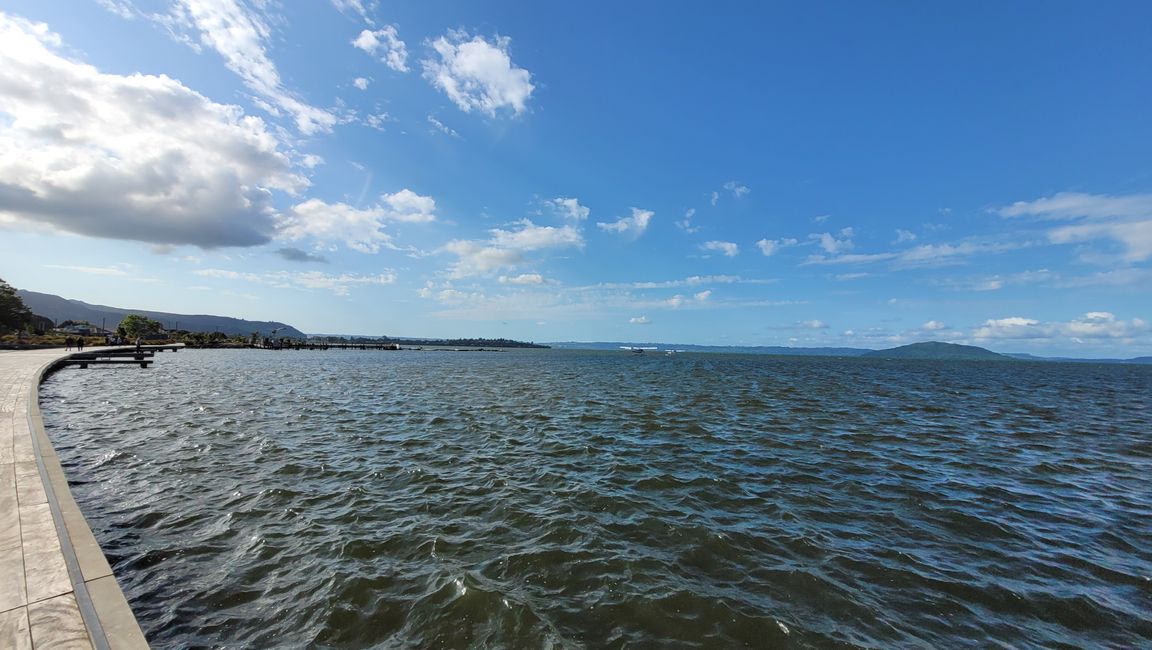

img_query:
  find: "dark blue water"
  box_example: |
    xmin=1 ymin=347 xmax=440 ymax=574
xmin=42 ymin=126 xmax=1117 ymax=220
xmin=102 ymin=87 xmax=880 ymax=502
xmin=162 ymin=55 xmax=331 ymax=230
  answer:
xmin=39 ymin=349 xmax=1152 ymax=648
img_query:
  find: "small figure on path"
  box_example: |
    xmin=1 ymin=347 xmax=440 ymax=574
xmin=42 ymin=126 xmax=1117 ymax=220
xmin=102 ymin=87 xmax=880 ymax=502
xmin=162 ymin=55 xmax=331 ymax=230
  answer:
xmin=65 ymin=336 xmax=73 ymax=351
xmin=135 ymin=337 xmax=142 ymax=352
xmin=76 ymin=337 xmax=84 ymax=351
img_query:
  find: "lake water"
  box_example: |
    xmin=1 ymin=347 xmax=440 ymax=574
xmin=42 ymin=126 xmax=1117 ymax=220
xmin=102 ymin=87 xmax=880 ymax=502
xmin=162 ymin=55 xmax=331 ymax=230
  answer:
xmin=39 ymin=349 xmax=1152 ymax=648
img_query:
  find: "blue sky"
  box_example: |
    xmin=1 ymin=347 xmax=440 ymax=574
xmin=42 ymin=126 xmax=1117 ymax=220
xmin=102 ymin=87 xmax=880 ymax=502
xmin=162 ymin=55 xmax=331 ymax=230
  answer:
xmin=1 ymin=1 xmax=1150 ymax=356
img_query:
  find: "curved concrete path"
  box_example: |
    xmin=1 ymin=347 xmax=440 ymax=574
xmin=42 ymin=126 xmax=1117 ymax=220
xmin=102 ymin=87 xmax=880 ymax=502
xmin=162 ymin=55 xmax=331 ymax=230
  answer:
xmin=0 ymin=348 xmax=148 ymax=649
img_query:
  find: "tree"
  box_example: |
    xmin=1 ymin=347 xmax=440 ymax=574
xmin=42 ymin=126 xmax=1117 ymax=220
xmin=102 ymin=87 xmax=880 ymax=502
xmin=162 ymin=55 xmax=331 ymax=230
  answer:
xmin=0 ymin=277 xmax=33 ymax=333
xmin=117 ymin=314 xmax=163 ymax=338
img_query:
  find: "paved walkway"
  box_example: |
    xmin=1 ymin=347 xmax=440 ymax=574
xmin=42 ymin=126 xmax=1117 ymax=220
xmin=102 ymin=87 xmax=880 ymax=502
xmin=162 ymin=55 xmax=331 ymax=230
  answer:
xmin=0 ymin=348 xmax=148 ymax=649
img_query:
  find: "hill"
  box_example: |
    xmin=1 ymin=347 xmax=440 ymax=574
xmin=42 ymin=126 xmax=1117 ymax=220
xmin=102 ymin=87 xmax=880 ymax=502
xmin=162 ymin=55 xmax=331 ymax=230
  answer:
xmin=863 ymin=341 xmax=1009 ymax=360
xmin=17 ymin=289 xmax=306 ymax=338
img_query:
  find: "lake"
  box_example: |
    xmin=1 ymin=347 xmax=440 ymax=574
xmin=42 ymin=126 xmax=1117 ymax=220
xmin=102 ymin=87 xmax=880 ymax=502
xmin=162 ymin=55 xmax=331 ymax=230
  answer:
xmin=40 ymin=348 xmax=1152 ymax=648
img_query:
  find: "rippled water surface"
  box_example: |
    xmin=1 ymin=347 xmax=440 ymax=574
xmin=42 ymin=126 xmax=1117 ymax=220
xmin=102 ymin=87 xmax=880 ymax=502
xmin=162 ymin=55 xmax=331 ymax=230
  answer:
xmin=40 ymin=349 xmax=1152 ymax=648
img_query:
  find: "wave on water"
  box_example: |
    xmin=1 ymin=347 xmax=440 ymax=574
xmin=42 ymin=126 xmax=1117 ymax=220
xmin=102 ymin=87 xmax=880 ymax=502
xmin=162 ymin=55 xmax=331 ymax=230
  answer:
xmin=40 ymin=349 xmax=1152 ymax=648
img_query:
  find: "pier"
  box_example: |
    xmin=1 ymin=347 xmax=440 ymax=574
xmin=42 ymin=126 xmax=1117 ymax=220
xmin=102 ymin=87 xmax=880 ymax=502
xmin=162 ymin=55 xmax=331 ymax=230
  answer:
xmin=1 ymin=348 xmax=150 ymax=649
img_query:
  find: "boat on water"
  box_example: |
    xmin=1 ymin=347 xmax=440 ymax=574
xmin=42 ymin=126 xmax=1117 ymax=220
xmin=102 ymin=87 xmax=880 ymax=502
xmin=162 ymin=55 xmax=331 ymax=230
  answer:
xmin=620 ymin=346 xmax=657 ymax=354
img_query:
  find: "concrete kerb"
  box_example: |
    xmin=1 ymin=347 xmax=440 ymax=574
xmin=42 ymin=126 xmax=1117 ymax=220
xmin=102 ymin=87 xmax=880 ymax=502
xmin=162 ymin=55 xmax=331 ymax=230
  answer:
xmin=28 ymin=353 xmax=149 ymax=649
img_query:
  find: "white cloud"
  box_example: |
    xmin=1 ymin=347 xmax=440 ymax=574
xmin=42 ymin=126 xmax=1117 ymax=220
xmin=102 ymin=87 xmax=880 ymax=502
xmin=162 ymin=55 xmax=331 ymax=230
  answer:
xmin=196 ymin=268 xmax=394 ymax=296
xmin=443 ymin=219 xmax=583 ymax=277
xmin=490 ymin=219 xmax=583 ymax=250
xmin=597 ymin=208 xmax=653 ymax=238
xmin=676 ymin=208 xmax=699 ymax=233
xmin=804 ymin=253 xmax=899 ymax=266
xmin=894 ymin=229 xmax=917 ymax=244
xmin=365 ymin=113 xmax=392 ymax=130
xmin=694 ymin=290 xmax=712 ymax=302
xmin=972 ymin=312 xmax=1150 ymax=341
xmin=330 ymin=0 xmax=372 ymax=23
xmin=1056 ymin=268 xmax=1152 ymax=288
xmin=810 ymin=230 xmax=854 ymax=255
xmin=798 ymin=320 xmax=828 ymax=329
xmin=380 ymin=188 xmax=437 ymax=222
xmin=756 ymin=237 xmax=798 ymax=256
xmin=666 ymin=295 xmax=685 ymax=308
xmin=166 ymin=0 xmax=338 ymax=134
xmin=279 ymin=189 xmax=436 ymax=253
xmin=422 ymin=30 xmax=534 ymax=117
xmin=43 ymin=264 xmax=129 ymax=276
xmin=549 ymin=197 xmax=589 ymax=221
xmin=803 ymin=239 xmax=1025 ymax=268
xmin=0 ymin=13 xmax=306 ymax=247
xmin=922 ymin=320 xmax=946 ymax=331
xmin=427 ymin=115 xmax=459 ymax=137
xmin=996 ymin=191 xmax=1152 ymax=262
xmin=353 ymin=77 xmax=369 ymax=90
xmin=710 ymin=191 xmax=719 ymax=206
xmin=722 ymin=181 xmax=750 ymax=198
xmin=629 ymin=316 xmax=649 ymax=325
xmin=353 ymin=26 xmax=409 ymax=73
xmin=499 ymin=273 xmax=546 ymax=285
xmin=702 ymin=240 xmax=739 ymax=257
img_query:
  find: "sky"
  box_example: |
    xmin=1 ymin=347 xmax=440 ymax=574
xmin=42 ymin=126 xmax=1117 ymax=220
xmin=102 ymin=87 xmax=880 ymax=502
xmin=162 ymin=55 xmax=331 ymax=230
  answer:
xmin=0 ymin=1 xmax=1150 ymax=357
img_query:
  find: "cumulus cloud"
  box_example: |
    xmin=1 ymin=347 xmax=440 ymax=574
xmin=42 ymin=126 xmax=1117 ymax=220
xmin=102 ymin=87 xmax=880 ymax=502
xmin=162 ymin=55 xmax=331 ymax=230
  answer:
xmin=196 ymin=268 xmax=395 ymax=296
xmin=756 ymin=237 xmax=798 ymax=256
xmin=0 ymin=13 xmax=306 ymax=248
xmin=353 ymin=25 xmax=409 ymax=72
xmin=597 ymin=208 xmax=653 ymax=239
xmin=810 ymin=228 xmax=855 ymax=255
xmin=353 ymin=77 xmax=369 ymax=90
xmin=972 ymin=312 xmax=1149 ymax=341
xmin=629 ymin=316 xmax=649 ymax=325
xmin=278 ymin=189 xmax=437 ymax=253
xmin=275 ymin=247 xmax=328 ymax=263
xmin=798 ymin=320 xmax=829 ymax=329
xmin=922 ymin=320 xmax=946 ymax=331
xmin=996 ymin=191 xmax=1152 ymax=262
xmin=694 ymin=290 xmax=711 ymax=302
xmin=701 ymin=241 xmax=739 ymax=257
xmin=443 ymin=219 xmax=583 ymax=277
xmin=422 ymin=30 xmax=534 ymax=117
xmin=164 ymin=0 xmax=337 ymax=134
xmin=894 ymin=229 xmax=917 ymax=244
xmin=548 ymin=197 xmax=589 ymax=221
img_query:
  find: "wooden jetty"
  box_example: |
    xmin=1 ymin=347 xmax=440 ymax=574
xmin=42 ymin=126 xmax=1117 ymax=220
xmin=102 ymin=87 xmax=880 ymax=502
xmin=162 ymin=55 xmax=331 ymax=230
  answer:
xmin=55 ymin=344 xmax=182 ymax=369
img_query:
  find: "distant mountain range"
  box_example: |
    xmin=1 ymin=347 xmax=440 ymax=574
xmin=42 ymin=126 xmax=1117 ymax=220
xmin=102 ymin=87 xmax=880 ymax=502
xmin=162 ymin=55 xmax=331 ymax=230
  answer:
xmin=550 ymin=340 xmax=1152 ymax=364
xmin=17 ymin=290 xmax=306 ymax=338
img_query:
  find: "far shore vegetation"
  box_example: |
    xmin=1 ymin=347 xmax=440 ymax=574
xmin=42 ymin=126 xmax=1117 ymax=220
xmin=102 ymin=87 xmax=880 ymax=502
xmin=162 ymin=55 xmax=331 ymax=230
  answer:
xmin=1 ymin=276 xmax=547 ymax=350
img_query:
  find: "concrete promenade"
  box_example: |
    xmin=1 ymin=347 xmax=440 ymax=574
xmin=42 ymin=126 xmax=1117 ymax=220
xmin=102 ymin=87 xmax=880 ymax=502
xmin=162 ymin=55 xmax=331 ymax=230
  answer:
xmin=0 ymin=348 xmax=148 ymax=649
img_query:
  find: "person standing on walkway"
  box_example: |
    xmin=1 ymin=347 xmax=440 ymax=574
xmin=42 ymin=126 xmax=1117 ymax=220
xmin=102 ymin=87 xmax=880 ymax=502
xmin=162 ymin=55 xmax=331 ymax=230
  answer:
xmin=65 ymin=336 xmax=73 ymax=351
